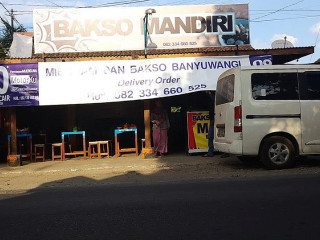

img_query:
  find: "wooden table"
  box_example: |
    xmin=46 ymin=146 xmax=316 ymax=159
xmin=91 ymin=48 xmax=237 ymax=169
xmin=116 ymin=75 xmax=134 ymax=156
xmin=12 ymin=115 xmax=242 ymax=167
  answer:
xmin=8 ymin=133 xmax=33 ymax=161
xmin=114 ymin=128 xmax=138 ymax=157
xmin=61 ymin=131 xmax=86 ymax=160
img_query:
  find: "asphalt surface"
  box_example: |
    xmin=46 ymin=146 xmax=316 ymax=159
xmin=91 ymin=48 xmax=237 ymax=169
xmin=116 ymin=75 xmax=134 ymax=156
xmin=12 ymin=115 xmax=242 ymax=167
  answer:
xmin=0 ymin=174 xmax=320 ymax=240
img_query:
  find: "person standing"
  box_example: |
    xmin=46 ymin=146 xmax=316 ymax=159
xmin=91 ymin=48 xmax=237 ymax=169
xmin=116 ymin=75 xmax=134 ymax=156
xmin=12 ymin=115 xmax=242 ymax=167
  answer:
xmin=203 ymin=91 xmax=215 ymax=157
xmin=151 ymin=100 xmax=170 ymax=157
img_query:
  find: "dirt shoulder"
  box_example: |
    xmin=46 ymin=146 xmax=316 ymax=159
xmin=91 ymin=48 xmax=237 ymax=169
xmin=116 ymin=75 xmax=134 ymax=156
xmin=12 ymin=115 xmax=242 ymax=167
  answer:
xmin=0 ymin=154 xmax=320 ymax=194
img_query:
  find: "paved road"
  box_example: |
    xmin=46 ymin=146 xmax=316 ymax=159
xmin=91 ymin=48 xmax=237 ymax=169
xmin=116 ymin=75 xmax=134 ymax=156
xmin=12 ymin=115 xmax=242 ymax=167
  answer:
xmin=0 ymin=174 xmax=319 ymax=240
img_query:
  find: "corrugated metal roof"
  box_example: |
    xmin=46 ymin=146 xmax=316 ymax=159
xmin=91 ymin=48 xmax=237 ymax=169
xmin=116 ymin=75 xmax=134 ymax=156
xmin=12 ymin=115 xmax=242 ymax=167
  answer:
xmin=4 ymin=32 xmax=315 ymax=63
xmin=30 ymin=46 xmax=312 ymax=59
xmin=3 ymin=41 xmax=314 ymax=65
xmin=31 ymin=45 xmax=255 ymax=58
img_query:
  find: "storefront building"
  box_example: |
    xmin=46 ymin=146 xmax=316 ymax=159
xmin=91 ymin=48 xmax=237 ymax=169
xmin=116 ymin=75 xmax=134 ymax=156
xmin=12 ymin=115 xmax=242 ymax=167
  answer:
xmin=0 ymin=4 xmax=315 ymax=162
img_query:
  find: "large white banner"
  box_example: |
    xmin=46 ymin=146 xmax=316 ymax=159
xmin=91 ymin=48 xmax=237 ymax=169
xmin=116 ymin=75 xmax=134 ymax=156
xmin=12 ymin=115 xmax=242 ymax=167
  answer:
xmin=33 ymin=4 xmax=249 ymax=53
xmin=38 ymin=55 xmax=271 ymax=106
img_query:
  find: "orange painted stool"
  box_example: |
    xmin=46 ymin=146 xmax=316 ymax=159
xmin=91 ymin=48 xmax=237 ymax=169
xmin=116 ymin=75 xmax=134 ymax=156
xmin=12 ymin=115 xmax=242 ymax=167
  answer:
xmin=34 ymin=144 xmax=45 ymax=162
xmin=52 ymin=143 xmax=63 ymax=161
xmin=98 ymin=141 xmax=110 ymax=158
xmin=88 ymin=142 xmax=99 ymax=159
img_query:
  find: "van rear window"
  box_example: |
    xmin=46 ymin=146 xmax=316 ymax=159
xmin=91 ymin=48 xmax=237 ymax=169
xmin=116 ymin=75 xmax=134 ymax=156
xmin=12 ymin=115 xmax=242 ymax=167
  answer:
xmin=251 ymin=73 xmax=299 ymax=100
xmin=216 ymin=74 xmax=235 ymax=105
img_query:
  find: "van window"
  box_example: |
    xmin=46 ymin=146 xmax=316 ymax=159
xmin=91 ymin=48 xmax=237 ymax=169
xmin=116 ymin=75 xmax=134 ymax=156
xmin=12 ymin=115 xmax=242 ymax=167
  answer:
xmin=300 ymin=71 xmax=320 ymax=100
xmin=216 ymin=74 xmax=234 ymax=105
xmin=251 ymin=73 xmax=299 ymax=100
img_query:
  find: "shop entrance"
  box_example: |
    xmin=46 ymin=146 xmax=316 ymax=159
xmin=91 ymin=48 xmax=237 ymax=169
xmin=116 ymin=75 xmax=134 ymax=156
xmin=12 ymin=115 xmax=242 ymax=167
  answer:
xmin=0 ymin=91 xmax=213 ymax=162
xmin=160 ymin=91 xmax=213 ymax=153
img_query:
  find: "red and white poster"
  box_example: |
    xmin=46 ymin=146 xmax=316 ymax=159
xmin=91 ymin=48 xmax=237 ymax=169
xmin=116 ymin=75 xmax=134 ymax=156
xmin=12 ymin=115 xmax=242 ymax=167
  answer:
xmin=187 ymin=111 xmax=210 ymax=153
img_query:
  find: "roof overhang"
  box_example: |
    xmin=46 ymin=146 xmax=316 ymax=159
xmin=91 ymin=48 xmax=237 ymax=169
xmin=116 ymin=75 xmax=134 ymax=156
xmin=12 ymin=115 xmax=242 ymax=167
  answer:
xmin=2 ymin=44 xmax=315 ymax=64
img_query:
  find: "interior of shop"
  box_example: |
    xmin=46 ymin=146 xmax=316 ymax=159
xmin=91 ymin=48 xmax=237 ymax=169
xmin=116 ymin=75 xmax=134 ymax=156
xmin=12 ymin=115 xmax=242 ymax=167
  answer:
xmin=0 ymin=91 xmax=213 ymax=162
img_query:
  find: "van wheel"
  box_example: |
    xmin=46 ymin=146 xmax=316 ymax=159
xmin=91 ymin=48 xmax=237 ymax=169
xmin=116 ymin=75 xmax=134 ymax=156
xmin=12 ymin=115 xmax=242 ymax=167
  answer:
xmin=260 ymin=136 xmax=295 ymax=169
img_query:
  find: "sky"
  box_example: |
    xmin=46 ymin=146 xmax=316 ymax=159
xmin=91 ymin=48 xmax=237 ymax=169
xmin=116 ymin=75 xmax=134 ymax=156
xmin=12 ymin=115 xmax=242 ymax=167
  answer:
xmin=1 ymin=0 xmax=320 ymax=63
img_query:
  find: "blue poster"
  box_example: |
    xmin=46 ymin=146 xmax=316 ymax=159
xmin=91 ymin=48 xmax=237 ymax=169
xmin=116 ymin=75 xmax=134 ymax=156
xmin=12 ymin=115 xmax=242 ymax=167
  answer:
xmin=0 ymin=63 xmax=39 ymax=107
xmin=249 ymin=55 xmax=273 ymax=66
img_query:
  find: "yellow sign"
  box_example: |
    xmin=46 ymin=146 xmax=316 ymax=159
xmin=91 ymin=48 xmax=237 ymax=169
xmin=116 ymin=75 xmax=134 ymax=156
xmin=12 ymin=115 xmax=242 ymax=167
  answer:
xmin=187 ymin=111 xmax=209 ymax=153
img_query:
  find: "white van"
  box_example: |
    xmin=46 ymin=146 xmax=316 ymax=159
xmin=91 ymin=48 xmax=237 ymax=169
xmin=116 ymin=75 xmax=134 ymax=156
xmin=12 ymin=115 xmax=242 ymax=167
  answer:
xmin=214 ymin=65 xmax=320 ymax=169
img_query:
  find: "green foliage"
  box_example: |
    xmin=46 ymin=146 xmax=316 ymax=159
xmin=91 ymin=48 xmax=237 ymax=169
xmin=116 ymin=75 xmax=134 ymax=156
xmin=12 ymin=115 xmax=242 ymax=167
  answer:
xmin=0 ymin=16 xmax=26 ymax=58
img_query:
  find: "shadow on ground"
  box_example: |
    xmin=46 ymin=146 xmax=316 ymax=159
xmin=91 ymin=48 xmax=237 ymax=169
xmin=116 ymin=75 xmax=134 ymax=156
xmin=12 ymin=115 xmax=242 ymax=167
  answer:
xmin=0 ymin=153 xmax=320 ymax=240
xmin=0 ymin=153 xmax=319 ymax=192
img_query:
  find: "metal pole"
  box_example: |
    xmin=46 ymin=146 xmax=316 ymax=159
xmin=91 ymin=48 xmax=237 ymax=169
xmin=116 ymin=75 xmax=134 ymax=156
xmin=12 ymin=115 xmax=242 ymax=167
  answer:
xmin=284 ymin=36 xmax=287 ymax=48
xmin=144 ymin=15 xmax=148 ymax=59
xmin=10 ymin=9 xmax=14 ymax=36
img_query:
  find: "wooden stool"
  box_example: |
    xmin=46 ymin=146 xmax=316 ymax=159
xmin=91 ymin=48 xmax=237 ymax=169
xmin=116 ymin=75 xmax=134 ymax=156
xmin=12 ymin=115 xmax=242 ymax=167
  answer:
xmin=52 ymin=143 xmax=63 ymax=161
xmin=98 ymin=141 xmax=110 ymax=158
xmin=34 ymin=144 xmax=45 ymax=162
xmin=88 ymin=142 xmax=99 ymax=159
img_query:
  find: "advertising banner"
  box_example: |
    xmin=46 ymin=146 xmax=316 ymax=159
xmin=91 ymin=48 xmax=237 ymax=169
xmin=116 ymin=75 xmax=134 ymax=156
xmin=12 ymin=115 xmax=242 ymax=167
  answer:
xmin=33 ymin=4 xmax=249 ymax=53
xmin=187 ymin=111 xmax=210 ymax=153
xmin=0 ymin=63 xmax=39 ymax=107
xmin=38 ymin=55 xmax=272 ymax=106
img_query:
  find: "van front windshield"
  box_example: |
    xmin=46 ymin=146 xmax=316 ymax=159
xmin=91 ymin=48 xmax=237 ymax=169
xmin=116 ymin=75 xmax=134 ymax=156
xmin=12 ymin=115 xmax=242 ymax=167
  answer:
xmin=216 ymin=74 xmax=235 ymax=105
